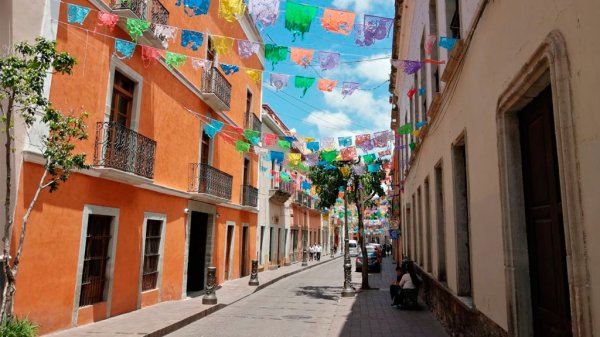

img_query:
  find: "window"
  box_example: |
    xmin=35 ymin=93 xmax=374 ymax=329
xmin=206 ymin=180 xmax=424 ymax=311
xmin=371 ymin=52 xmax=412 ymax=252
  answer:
xmin=424 ymin=178 xmax=432 ymax=272
xmin=200 ymin=131 xmax=210 ymax=164
xmin=207 ymin=37 xmax=216 ymax=63
xmin=420 ymin=34 xmax=428 ymax=118
xmin=446 ymin=0 xmax=461 ymax=39
xmin=80 ymin=215 xmax=112 ymax=307
xmin=435 ymin=162 xmax=447 ymax=282
xmin=110 ymin=71 xmax=135 ymax=127
xmin=452 ymin=136 xmax=471 ymax=296
xmin=245 ymin=90 xmax=253 ymax=129
xmin=429 ymin=0 xmax=441 ymax=94
xmin=243 ymin=158 xmax=250 ymax=186
xmin=142 ymin=219 xmax=163 ymax=291
xmin=417 ymin=186 xmax=423 ymax=265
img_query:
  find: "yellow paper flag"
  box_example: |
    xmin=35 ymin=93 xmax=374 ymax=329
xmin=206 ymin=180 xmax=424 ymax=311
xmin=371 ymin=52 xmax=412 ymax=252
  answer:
xmin=245 ymin=69 xmax=262 ymax=85
xmin=218 ymin=0 xmax=246 ymax=22
xmin=211 ymin=36 xmax=234 ymax=55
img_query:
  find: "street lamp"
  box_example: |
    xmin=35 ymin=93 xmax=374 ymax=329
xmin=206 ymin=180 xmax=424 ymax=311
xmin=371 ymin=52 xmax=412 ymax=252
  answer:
xmin=341 ymin=187 xmax=355 ymax=297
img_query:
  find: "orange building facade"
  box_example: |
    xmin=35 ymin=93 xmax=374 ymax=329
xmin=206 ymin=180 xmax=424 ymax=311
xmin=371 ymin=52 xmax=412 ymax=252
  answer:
xmin=9 ymin=0 xmax=263 ymax=334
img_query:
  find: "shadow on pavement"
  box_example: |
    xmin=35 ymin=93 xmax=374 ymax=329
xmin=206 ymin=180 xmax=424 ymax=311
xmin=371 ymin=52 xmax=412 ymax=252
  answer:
xmin=295 ymin=285 xmax=343 ymax=301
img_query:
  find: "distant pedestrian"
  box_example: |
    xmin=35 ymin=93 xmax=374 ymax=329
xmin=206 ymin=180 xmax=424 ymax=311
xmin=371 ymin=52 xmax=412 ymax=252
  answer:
xmin=316 ymin=244 xmax=321 ymax=261
xmin=309 ymin=244 xmax=315 ymax=261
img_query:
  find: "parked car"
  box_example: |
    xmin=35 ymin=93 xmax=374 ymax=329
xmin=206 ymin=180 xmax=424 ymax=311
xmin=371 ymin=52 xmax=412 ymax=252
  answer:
xmin=356 ymin=247 xmax=381 ymax=272
xmin=349 ymin=239 xmax=359 ymax=257
xmin=366 ymin=243 xmax=382 ymax=262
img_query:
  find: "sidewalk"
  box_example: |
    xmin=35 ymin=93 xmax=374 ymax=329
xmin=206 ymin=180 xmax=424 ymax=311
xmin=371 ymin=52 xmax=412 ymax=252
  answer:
xmin=48 ymin=255 xmax=341 ymax=337
xmin=327 ymin=255 xmax=449 ymax=337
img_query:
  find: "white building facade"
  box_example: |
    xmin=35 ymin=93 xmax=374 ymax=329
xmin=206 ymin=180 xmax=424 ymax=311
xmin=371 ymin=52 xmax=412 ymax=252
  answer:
xmin=390 ymin=0 xmax=599 ymax=336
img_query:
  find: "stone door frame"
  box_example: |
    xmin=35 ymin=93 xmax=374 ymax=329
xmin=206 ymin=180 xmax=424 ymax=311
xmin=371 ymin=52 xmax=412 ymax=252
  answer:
xmin=496 ymin=30 xmax=592 ymax=337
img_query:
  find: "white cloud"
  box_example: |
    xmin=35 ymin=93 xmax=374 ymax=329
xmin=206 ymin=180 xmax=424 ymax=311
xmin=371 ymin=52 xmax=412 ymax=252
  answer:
xmin=325 ymin=53 xmax=391 ymax=85
xmin=331 ymin=0 xmax=392 ymax=14
xmin=303 ymin=90 xmax=392 ymax=138
xmin=323 ymin=89 xmax=391 ymax=130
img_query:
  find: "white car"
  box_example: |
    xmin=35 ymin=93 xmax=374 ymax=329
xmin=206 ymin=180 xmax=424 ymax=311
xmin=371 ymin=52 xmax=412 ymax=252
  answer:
xmin=349 ymin=240 xmax=359 ymax=257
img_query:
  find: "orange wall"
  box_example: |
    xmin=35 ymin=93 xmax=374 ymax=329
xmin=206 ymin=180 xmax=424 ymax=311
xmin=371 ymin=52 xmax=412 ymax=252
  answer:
xmin=52 ymin=0 xmax=263 ymax=195
xmin=12 ymin=163 xmax=187 ymax=334
xmin=213 ymin=206 xmax=257 ymax=285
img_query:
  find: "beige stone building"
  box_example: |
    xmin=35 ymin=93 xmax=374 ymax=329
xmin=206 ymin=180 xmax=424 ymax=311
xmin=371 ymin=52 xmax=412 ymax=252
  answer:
xmin=389 ymin=0 xmax=599 ymax=336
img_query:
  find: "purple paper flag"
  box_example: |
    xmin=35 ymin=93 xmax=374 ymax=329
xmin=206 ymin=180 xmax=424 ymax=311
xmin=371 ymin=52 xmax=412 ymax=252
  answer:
xmin=318 ymin=51 xmax=340 ymax=71
xmin=249 ymin=0 xmax=280 ymax=27
xmin=270 ymin=73 xmax=290 ymax=91
xmin=237 ymin=40 xmax=260 ymax=59
xmin=342 ymin=82 xmax=360 ymax=98
xmin=355 ymin=15 xmax=393 ymax=47
xmin=395 ymin=60 xmax=423 ymax=75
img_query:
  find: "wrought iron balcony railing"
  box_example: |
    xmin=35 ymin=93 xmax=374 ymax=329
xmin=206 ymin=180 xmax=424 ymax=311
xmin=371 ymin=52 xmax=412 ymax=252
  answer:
xmin=252 ymin=113 xmax=262 ymax=132
xmin=202 ymin=67 xmax=232 ymax=110
xmin=111 ymin=0 xmax=169 ymax=45
xmin=93 ymin=122 xmax=157 ymax=179
xmin=271 ymin=179 xmax=294 ymax=194
xmin=188 ymin=163 xmax=233 ymax=201
xmin=241 ymin=185 xmax=258 ymax=207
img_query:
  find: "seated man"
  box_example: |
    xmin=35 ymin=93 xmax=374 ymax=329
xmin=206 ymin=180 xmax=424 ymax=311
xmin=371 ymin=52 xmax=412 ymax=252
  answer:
xmin=389 ymin=266 xmax=403 ymax=303
xmin=391 ymin=260 xmax=421 ymax=308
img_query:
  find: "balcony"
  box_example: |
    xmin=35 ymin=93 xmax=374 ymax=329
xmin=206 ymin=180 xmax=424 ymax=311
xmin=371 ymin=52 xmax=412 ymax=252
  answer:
xmin=294 ymin=192 xmax=313 ymax=208
xmin=269 ymin=180 xmax=294 ymax=204
xmin=244 ymin=112 xmax=262 ymax=132
xmin=188 ymin=163 xmax=233 ymax=202
xmin=93 ymin=122 xmax=156 ymax=182
xmin=241 ymin=185 xmax=258 ymax=208
xmin=111 ymin=0 xmax=169 ymax=48
xmin=202 ymin=67 xmax=232 ymax=111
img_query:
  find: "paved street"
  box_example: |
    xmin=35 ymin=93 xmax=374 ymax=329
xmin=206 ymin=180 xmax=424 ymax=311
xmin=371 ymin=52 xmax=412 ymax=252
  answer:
xmin=168 ymin=256 xmax=449 ymax=337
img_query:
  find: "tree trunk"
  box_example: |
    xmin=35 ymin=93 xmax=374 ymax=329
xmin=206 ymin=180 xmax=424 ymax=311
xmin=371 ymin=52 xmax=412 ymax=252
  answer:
xmin=355 ymin=176 xmax=369 ymax=289
xmin=1 ymin=96 xmax=14 ymax=321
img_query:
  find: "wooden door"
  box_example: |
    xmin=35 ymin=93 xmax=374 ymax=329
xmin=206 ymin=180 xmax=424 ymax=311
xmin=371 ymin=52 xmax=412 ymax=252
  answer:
xmin=519 ymin=87 xmax=572 ymax=337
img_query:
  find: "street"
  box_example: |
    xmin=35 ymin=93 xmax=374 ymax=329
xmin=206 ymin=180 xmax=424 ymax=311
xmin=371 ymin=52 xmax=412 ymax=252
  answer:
xmin=168 ymin=257 xmax=449 ymax=337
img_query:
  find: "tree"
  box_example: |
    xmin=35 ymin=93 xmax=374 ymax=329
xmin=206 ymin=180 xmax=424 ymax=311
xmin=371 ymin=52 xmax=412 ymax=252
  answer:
xmin=309 ymin=159 xmax=387 ymax=289
xmin=0 ymin=38 xmax=88 ymax=320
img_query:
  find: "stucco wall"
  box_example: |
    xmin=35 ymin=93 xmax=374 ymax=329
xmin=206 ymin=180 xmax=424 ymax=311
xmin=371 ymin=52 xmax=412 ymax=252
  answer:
xmin=395 ymin=0 xmax=600 ymax=333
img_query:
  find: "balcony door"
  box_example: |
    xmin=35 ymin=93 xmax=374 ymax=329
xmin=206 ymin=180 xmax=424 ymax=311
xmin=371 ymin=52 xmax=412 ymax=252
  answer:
xmin=106 ymin=71 xmax=135 ymax=168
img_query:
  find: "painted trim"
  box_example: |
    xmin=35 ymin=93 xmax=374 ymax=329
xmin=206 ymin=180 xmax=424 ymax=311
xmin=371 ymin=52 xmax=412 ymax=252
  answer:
xmin=223 ymin=221 xmax=236 ymax=280
xmin=106 ymin=57 xmax=144 ymax=132
xmin=72 ymin=205 xmax=120 ymax=326
xmin=137 ymin=212 xmax=167 ymax=309
xmin=496 ymin=30 xmax=592 ymax=337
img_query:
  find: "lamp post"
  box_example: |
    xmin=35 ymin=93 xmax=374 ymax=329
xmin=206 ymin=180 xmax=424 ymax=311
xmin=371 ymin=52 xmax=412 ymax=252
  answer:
xmin=341 ymin=187 xmax=355 ymax=297
xmin=302 ymin=222 xmax=308 ymax=266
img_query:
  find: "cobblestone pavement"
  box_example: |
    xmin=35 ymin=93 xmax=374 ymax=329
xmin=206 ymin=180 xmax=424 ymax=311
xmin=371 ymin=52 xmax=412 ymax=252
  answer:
xmin=168 ymin=256 xmax=449 ymax=337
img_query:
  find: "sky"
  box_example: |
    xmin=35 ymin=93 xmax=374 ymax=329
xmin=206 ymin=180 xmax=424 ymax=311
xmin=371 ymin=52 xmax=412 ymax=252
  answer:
xmin=258 ymin=0 xmax=395 ymax=140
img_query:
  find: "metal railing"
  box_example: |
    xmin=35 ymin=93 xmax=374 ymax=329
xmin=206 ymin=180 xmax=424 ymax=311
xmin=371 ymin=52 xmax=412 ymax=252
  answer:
xmin=93 ymin=122 xmax=156 ymax=179
xmin=111 ymin=0 xmax=169 ymax=42
xmin=188 ymin=163 xmax=233 ymax=200
xmin=112 ymin=0 xmax=148 ymax=20
xmin=241 ymin=185 xmax=258 ymax=207
xmin=252 ymin=114 xmax=262 ymax=132
xmin=202 ymin=67 xmax=232 ymax=109
xmin=271 ymin=179 xmax=294 ymax=193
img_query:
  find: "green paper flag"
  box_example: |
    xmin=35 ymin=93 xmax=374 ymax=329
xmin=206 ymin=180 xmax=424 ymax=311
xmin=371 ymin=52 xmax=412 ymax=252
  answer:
xmin=277 ymin=139 xmax=291 ymax=150
xmin=363 ymin=154 xmax=376 ymax=164
xmin=294 ymin=76 xmax=315 ymax=97
xmin=321 ymin=150 xmax=338 ymax=163
xmin=397 ymin=123 xmax=413 ymax=135
xmin=244 ymin=130 xmax=261 ymax=145
xmin=409 ymin=142 xmax=416 ymax=151
xmin=285 ymin=1 xmax=318 ymax=41
xmin=235 ymin=140 xmax=251 ymax=152
xmin=297 ymin=162 xmax=309 ymax=172
xmin=265 ymin=44 xmax=289 ymax=69
xmin=165 ymin=52 xmax=187 ymax=68
xmin=126 ymin=18 xmax=150 ymax=42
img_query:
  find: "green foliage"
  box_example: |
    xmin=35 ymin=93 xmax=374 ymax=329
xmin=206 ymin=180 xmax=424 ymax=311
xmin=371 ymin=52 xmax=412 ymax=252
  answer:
xmin=0 ymin=38 xmax=88 ymax=192
xmin=308 ymin=159 xmax=388 ymax=208
xmin=0 ymin=317 xmax=38 ymax=337
xmin=0 ymin=38 xmax=76 ymax=125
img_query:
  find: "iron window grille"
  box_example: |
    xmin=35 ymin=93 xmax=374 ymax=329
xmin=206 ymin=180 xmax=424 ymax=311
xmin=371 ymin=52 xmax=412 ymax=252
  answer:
xmin=80 ymin=215 xmax=112 ymax=307
xmin=142 ymin=219 xmax=163 ymax=291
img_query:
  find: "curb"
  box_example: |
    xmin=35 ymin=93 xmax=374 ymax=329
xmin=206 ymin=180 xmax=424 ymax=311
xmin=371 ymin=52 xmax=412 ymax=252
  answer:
xmin=146 ymin=256 xmax=342 ymax=337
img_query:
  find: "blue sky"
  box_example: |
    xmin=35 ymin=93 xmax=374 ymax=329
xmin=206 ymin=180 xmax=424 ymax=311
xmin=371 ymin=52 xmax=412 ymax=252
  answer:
xmin=258 ymin=0 xmax=394 ymax=139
